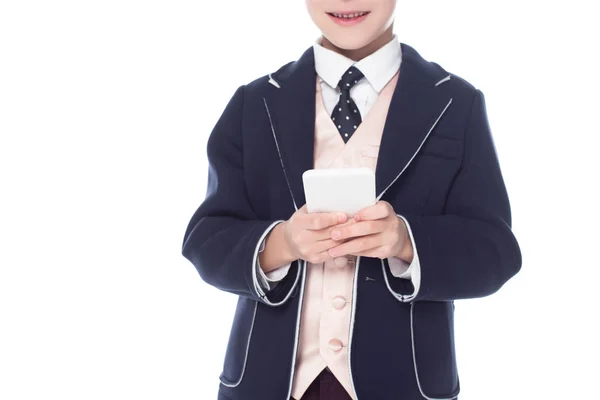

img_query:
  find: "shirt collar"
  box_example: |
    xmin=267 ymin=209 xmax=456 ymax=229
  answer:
xmin=312 ymin=34 xmax=402 ymax=93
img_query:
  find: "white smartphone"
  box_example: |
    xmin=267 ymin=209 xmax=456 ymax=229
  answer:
xmin=302 ymin=167 xmax=376 ymax=217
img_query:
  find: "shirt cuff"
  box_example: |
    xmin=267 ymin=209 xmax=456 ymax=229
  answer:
xmin=387 ymin=256 xmax=412 ymax=279
xmin=388 ymin=214 xmax=421 ymax=300
xmin=254 ymin=221 xmax=292 ymax=293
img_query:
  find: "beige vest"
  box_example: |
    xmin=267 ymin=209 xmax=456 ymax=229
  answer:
xmin=291 ymin=71 xmax=400 ymax=400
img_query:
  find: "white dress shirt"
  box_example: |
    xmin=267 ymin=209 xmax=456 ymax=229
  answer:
xmin=254 ymin=35 xmax=421 ymax=298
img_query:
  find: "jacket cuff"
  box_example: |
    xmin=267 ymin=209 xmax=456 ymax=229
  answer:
xmin=252 ymin=221 xmax=299 ymax=305
xmin=255 ymin=233 xmax=292 ymax=291
xmin=387 ymin=256 xmax=411 ymax=279
xmin=382 ymin=214 xmax=421 ymax=302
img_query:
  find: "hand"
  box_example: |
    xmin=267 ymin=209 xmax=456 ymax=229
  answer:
xmin=327 ymin=201 xmax=413 ymax=261
xmin=282 ymin=204 xmax=349 ymax=264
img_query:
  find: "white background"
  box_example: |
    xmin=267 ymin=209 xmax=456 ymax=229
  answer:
xmin=1 ymin=1 xmax=598 ymax=399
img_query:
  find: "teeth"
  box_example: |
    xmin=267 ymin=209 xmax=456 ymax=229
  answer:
xmin=332 ymin=12 xmax=367 ymax=19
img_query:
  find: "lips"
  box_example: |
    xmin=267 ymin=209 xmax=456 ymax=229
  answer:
xmin=328 ymin=11 xmax=370 ymax=19
xmin=326 ymin=11 xmax=370 ymax=26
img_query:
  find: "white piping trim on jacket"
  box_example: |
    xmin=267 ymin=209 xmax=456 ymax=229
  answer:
xmin=347 ymin=255 xmax=362 ymax=399
xmin=262 ymin=96 xmax=308 ymax=398
xmin=376 ymin=98 xmax=453 ymax=202
xmin=378 ymin=97 xmax=454 ymax=303
xmin=380 ymin=259 xmax=415 ymax=303
xmin=435 ymin=75 xmax=451 ymax=87
xmin=345 ymin=96 xmax=453 ymax=398
xmin=268 ymin=74 xmax=281 ymax=88
xmin=410 ymin=303 xmax=459 ymax=400
xmin=262 ymin=97 xmax=299 ymax=212
xmin=251 ymin=220 xmax=301 ymax=306
xmin=219 ymin=300 xmax=258 ymax=387
xmin=285 ymin=260 xmax=307 ymax=399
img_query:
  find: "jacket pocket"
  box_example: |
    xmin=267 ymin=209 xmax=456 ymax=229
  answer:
xmin=410 ymin=301 xmax=460 ymax=399
xmin=419 ymin=134 xmax=462 ymax=160
xmin=219 ymin=297 xmax=257 ymax=387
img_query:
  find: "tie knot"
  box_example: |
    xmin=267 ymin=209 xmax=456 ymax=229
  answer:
xmin=337 ymin=66 xmax=364 ymax=91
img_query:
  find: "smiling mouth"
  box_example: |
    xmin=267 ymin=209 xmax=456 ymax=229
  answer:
xmin=327 ymin=11 xmax=370 ymax=19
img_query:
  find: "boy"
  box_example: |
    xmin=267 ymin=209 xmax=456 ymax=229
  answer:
xmin=181 ymin=0 xmax=522 ymax=399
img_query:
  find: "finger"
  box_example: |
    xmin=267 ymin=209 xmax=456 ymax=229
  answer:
xmin=301 ymin=241 xmax=338 ymax=264
xmin=302 ymin=211 xmax=348 ymax=230
xmin=330 ymin=220 xmax=387 ymax=241
xmin=313 ymin=238 xmax=342 ymax=254
xmin=355 ymin=201 xmax=392 ymax=222
xmin=299 ymin=220 xmax=354 ymax=243
xmin=328 ymin=233 xmax=383 ymax=258
xmin=352 ymin=247 xmax=384 ymax=258
xmin=305 ymin=249 xmax=335 ymax=264
xmin=327 ymin=216 xmax=364 ymax=230
xmin=325 ymin=217 xmax=356 ymax=237
xmin=311 ymin=227 xmax=346 ymax=242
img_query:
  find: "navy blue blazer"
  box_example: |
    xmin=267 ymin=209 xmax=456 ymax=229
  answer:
xmin=181 ymin=42 xmax=522 ymax=400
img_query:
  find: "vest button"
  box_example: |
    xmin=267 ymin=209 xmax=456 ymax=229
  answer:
xmin=328 ymin=338 xmax=344 ymax=353
xmin=331 ymin=296 xmax=347 ymax=310
xmin=333 ymin=256 xmax=348 ymax=267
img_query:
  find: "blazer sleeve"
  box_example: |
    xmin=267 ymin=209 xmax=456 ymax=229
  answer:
xmin=181 ymin=85 xmax=301 ymax=307
xmin=390 ymin=88 xmax=522 ymax=302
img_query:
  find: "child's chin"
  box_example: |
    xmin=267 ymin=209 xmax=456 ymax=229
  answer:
xmin=325 ymin=32 xmax=377 ymax=51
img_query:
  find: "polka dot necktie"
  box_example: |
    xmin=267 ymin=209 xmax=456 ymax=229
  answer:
xmin=331 ymin=65 xmax=365 ymax=143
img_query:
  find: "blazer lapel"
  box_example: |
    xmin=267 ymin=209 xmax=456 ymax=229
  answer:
xmin=375 ymin=43 xmax=454 ymax=198
xmin=263 ymin=47 xmax=317 ymax=209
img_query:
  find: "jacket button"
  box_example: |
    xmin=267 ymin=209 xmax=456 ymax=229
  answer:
xmin=333 ymin=256 xmax=348 ymax=267
xmin=331 ymin=296 xmax=346 ymax=310
xmin=328 ymin=338 xmax=344 ymax=353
